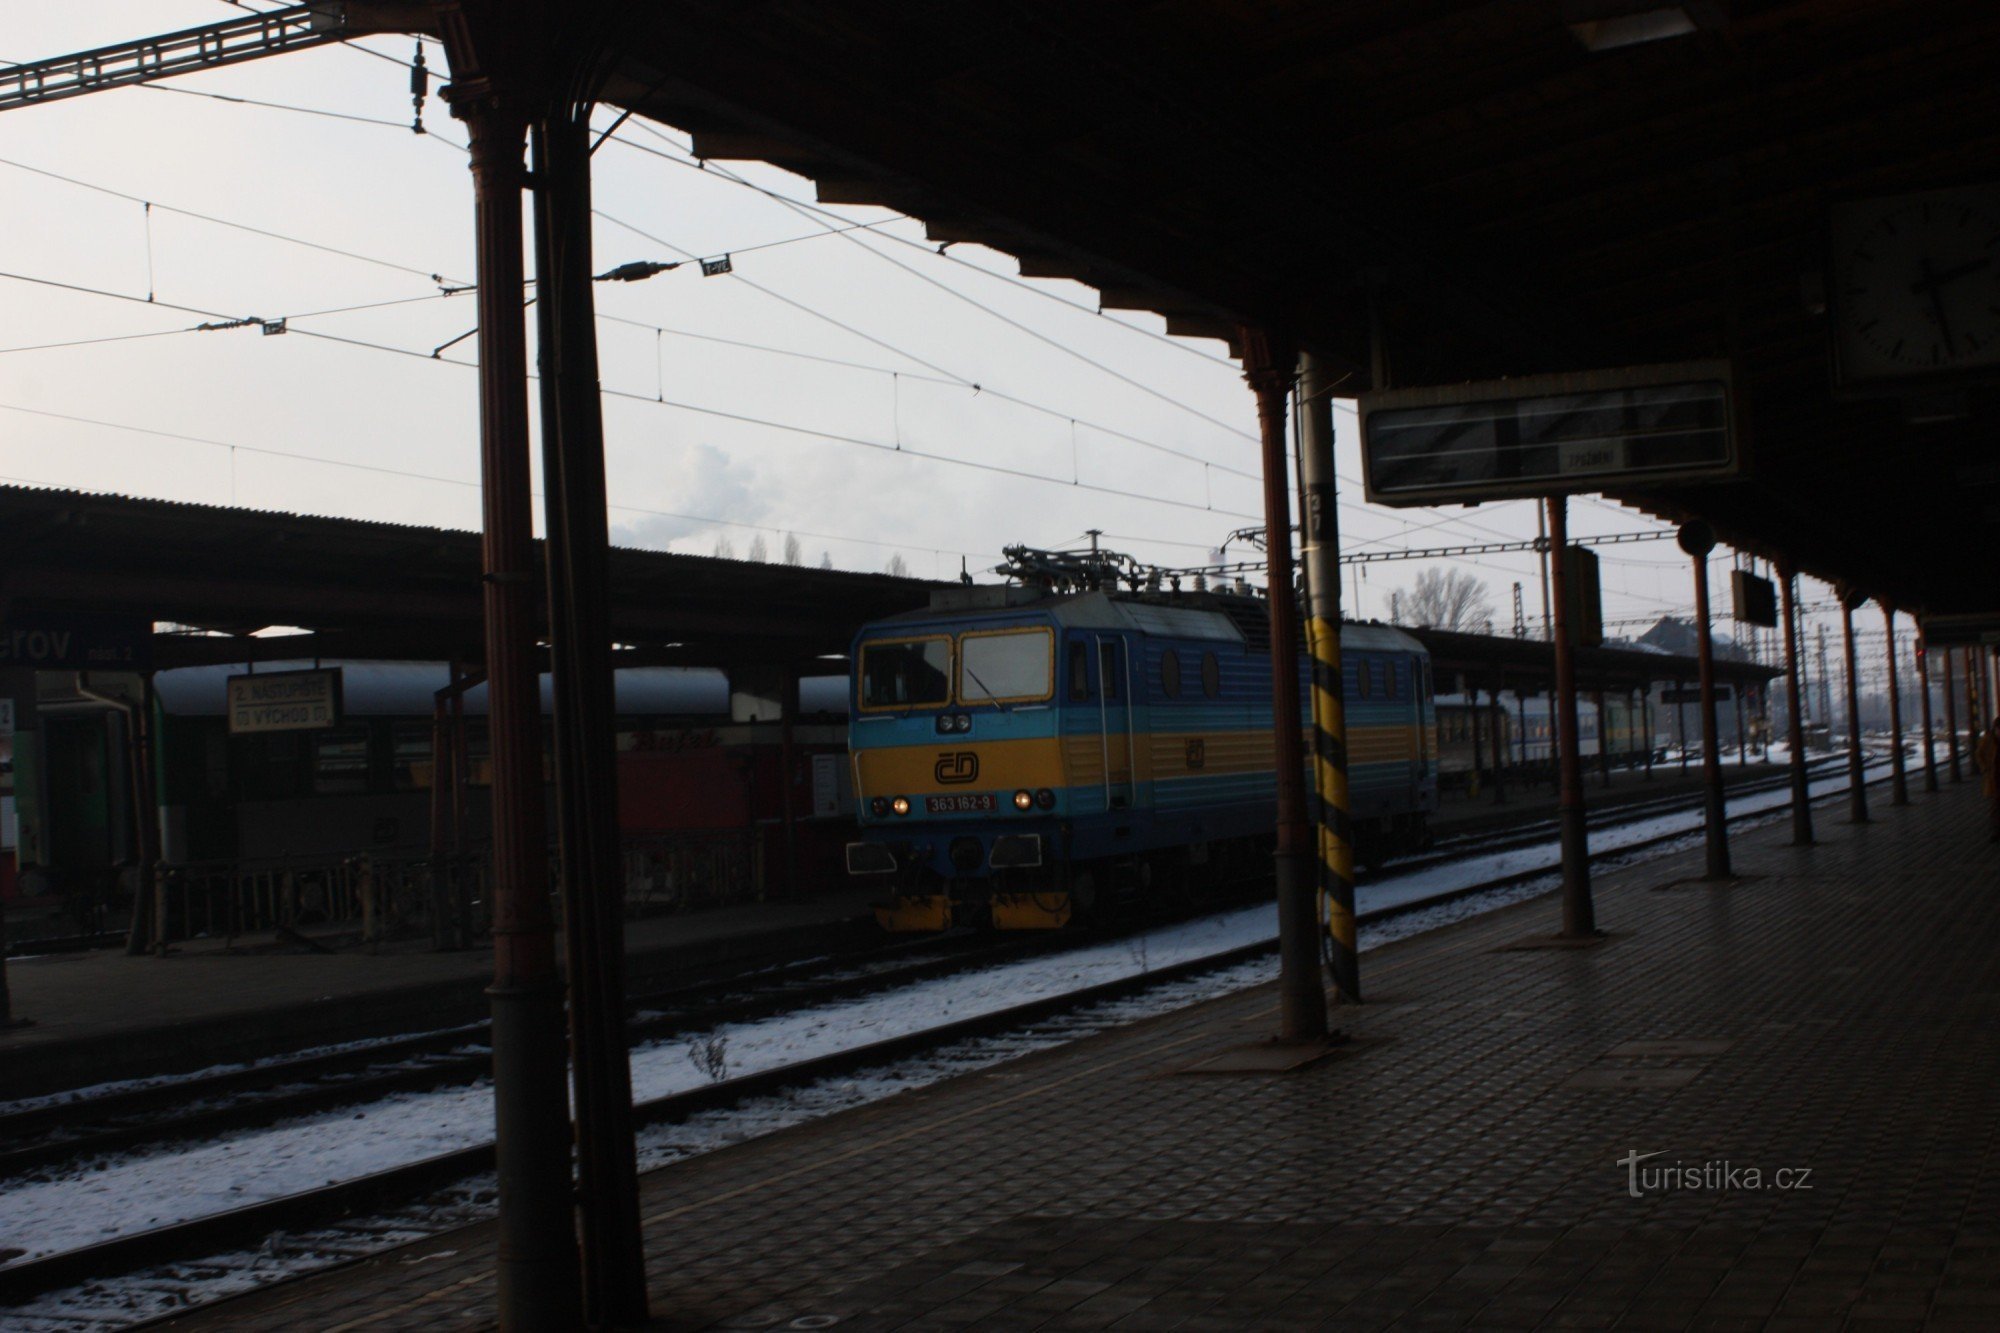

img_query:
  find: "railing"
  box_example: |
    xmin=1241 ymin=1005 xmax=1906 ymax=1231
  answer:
xmin=156 ymin=849 xmax=490 ymax=951
xmin=150 ymin=829 xmax=767 ymax=950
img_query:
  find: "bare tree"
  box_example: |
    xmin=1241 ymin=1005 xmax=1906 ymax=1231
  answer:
xmin=1402 ymin=568 xmax=1494 ymax=632
xmin=746 ymin=533 xmax=770 ymax=562
xmin=885 ymin=552 xmax=912 ymax=577
xmin=819 ymin=551 xmax=833 ymax=569
xmin=782 ymin=533 xmax=803 ymax=565
xmin=712 ymin=533 xmax=736 ymax=560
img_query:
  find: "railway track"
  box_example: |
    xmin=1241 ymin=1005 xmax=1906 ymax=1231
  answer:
xmin=0 ymin=757 xmax=1827 ymax=1188
xmin=0 ymin=756 xmax=1901 ymax=1315
xmin=1394 ymin=754 xmax=1846 ymax=876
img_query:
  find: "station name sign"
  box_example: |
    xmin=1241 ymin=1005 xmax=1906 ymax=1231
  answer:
xmin=0 ymin=614 xmax=152 ymax=672
xmin=1360 ymin=360 xmax=1739 ymax=506
xmin=227 ymin=668 xmax=344 ymax=735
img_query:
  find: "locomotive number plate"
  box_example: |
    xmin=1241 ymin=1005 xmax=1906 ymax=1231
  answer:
xmin=925 ymin=793 xmax=995 ymax=814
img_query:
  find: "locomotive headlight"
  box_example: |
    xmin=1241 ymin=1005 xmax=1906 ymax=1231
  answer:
xmin=891 ymin=796 xmax=911 ymax=816
xmin=1013 ymin=789 xmax=1034 ymax=811
xmin=1034 ymin=787 xmax=1056 ymax=810
xmin=954 ymin=713 xmax=972 ymax=732
xmin=869 ymin=796 xmax=889 ymax=817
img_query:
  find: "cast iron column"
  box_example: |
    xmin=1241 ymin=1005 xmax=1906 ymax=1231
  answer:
xmin=1547 ymin=495 xmax=1594 ymax=935
xmin=1883 ymin=605 xmax=1909 ymax=805
xmin=1682 ymin=524 xmax=1730 ymax=879
xmin=1839 ymin=585 xmax=1869 ymax=824
xmin=456 ymin=93 xmax=582 ymax=1327
xmin=1779 ymin=566 xmax=1813 ymax=845
xmin=533 ymin=113 xmax=647 ymax=1326
xmin=1595 ymin=687 xmax=1612 ymax=788
xmin=1298 ymin=349 xmax=1358 ymax=1005
xmin=1969 ymin=648 xmax=1983 ymax=761
xmin=1916 ymin=626 xmax=1938 ymax=793
xmin=1944 ymin=644 xmax=1962 ymax=782
xmin=1244 ymin=327 xmax=1326 ymax=1041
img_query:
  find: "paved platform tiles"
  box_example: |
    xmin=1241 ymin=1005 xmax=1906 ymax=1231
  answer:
xmin=177 ymin=778 xmax=2000 ymax=1331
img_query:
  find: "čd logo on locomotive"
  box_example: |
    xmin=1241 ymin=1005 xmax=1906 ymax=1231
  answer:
xmin=933 ymin=751 xmax=981 ymax=785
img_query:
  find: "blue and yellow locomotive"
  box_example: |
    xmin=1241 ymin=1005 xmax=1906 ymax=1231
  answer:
xmin=846 ymin=580 xmax=1438 ymax=930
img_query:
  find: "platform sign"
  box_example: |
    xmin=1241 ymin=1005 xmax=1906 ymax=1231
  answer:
xmin=1731 ymin=570 xmax=1778 ymax=627
xmin=1918 ymin=612 xmax=2000 ymax=647
xmin=1563 ymin=544 xmax=1604 ymax=648
xmin=226 ymin=668 xmax=343 ymax=735
xmin=1360 ymin=361 xmax=1738 ymax=506
xmin=1662 ymin=685 xmax=1732 ymax=704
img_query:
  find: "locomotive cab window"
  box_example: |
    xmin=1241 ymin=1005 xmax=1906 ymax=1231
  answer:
xmin=1099 ymin=640 xmax=1124 ymax=701
xmin=1201 ymin=651 xmax=1220 ymax=699
xmin=859 ymin=636 xmax=951 ymax=709
xmin=958 ymin=627 xmax=1054 ymax=705
xmin=1357 ymin=659 xmax=1372 ymax=700
xmin=1160 ymin=649 xmax=1182 ymax=698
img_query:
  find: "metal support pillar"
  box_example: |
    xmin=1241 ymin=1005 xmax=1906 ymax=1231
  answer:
xmin=1642 ymin=690 xmax=1654 ymax=780
xmin=1784 ymin=568 xmax=1816 ymax=840
xmin=1243 ymin=328 xmax=1326 ymax=1039
xmin=1917 ymin=628 xmax=1938 ymax=793
xmin=1968 ymin=648 xmax=1983 ymax=760
xmin=1734 ymin=683 xmax=1748 ymax=766
xmin=533 ymin=112 xmax=647 ymax=1327
xmin=1469 ymin=695 xmax=1483 ymax=793
xmin=1839 ymin=586 xmax=1869 ymax=824
xmin=1546 ymin=496 xmax=1594 ymax=935
xmin=1944 ymin=644 xmax=1962 ymax=783
xmin=0 ymin=670 xmax=26 ymax=1021
xmin=1594 ymin=687 xmax=1612 ymax=788
xmin=454 ymin=92 xmax=582 ymax=1328
xmin=1298 ymin=349 xmax=1357 ymax=1005
xmin=1683 ymin=524 xmax=1730 ymax=879
xmin=779 ymin=666 xmax=800 ymax=897
xmin=1883 ymin=606 xmax=1909 ymax=805
xmin=1676 ymin=683 xmax=1689 ymax=769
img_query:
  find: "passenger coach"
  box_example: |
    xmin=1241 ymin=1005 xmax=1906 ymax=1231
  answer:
xmin=847 ymin=585 xmax=1439 ymax=930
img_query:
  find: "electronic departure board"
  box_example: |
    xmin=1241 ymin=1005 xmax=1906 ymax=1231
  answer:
xmin=1360 ymin=361 xmax=1738 ymax=506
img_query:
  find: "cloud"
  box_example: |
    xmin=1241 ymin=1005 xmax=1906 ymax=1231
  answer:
xmin=609 ymin=441 xmax=767 ymax=551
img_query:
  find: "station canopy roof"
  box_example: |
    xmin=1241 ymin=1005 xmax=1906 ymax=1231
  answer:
xmin=597 ymin=1 xmax=2000 ymax=621
xmin=0 ymin=486 xmax=937 ymax=670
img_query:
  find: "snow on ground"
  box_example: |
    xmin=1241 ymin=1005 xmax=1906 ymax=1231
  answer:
xmin=0 ymin=755 xmax=1907 ymax=1322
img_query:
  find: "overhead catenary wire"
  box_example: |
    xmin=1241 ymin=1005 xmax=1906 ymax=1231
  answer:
xmin=0 ymin=267 xmax=1261 ymax=524
xmin=0 ymin=400 xmax=988 ymax=563
xmin=590 ymin=209 xmax=1264 ymax=483
xmin=7 ymin=68 xmax=1565 ymax=556
xmin=0 ymin=43 xmax=1685 ymax=581
xmin=613 ymin=116 xmax=1243 ymax=373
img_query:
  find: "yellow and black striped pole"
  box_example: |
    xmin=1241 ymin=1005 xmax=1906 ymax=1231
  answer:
xmin=1298 ymin=350 xmax=1360 ymax=1004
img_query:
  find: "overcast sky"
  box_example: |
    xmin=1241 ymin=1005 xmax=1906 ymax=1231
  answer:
xmin=0 ymin=3 xmax=1917 ymax=685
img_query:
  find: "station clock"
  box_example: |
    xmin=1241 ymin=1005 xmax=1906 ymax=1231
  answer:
xmin=1827 ymin=182 xmax=2000 ymax=391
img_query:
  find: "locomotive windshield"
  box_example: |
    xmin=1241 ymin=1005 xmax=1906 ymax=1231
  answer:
xmin=959 ymin=628 xmax=1054 ymax=704
xmin=859 ymin=636 xmax=952 ymax=708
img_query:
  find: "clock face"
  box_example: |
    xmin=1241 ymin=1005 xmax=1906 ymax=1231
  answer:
xmin=1829 ymin=184 xmax=2000 ymax=387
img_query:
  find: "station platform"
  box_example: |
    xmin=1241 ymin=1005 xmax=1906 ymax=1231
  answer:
xmin=176 ymin=774 xmax=1998 ymax=1330
xmin=0 ymin=887 xmax=886 ymax=1101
